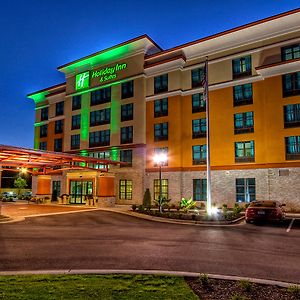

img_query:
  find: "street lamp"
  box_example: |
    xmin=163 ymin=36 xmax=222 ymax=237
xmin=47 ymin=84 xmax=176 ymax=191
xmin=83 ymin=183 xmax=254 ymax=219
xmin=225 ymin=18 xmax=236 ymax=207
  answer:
xmin=153 ymin=153 xmax=168 ymax=213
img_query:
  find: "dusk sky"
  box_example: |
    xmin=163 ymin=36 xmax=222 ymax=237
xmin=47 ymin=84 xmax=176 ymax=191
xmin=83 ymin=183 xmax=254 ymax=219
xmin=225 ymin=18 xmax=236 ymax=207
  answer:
xmin=1 ymin=0 xmax=299 ymax=148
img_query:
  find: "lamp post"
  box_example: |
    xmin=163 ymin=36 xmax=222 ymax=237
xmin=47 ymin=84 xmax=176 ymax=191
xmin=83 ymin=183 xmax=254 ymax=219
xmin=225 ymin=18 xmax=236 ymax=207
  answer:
xmin=153 ymin=153 xmax=168 ymax=213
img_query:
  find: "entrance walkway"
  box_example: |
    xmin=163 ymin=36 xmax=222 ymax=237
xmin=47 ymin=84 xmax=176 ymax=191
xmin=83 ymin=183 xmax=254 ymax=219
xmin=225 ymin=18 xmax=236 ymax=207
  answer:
xmin=1 ymin=202 xmax=97 ymax=219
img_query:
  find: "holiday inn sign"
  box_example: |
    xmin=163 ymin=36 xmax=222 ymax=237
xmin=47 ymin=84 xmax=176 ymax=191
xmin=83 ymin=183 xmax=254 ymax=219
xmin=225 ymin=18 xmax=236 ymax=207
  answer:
xmin=75 ymin=62 xmax=127 ymax=90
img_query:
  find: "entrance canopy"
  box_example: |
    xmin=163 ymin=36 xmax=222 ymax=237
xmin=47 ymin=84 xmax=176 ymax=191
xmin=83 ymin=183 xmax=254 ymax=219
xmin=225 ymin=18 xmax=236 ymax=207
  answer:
xmin=0 ymin=145 xmax=122 ymax=175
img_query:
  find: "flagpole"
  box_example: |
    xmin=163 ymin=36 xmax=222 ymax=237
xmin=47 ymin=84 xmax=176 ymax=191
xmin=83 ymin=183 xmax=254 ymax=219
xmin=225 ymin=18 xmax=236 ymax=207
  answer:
xmin=204 ymin=57 xmax=212 ymax=214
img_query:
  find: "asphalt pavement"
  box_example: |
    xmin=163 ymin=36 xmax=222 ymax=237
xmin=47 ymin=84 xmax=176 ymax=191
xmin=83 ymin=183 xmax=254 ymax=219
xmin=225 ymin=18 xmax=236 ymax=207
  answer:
xmin=0 ymin=211 xmax=299 ymax=284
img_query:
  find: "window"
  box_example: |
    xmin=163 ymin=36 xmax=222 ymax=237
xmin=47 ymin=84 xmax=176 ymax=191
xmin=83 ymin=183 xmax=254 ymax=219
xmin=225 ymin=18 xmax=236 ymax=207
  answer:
xmin=282 ymin=44 xmax=300 ymax=61
xmin=89 ymin=130 xmax=110 ymax=147
xmin=192 ymin=118 xmax=206 ymax=138
xmin=193 ymin=179 xmax=207 ymax=201
xmin=236 ymin=178 xmax=256 ymax=203
xmin=154 ymin=147 xmax=168 ymax=166
xmin=121 ymin=126 xmax=133 ymax=144
xmin=192 ymin=93 xmax=205 ymax=113
xmin=191 ymin=68 xmax=204 ymax=88
xmin=154 ymin=122 xmax=168 ymax=141
xmin=71 ymin=115 xmax=81 ymax=130
xmin=72 ymin=95 xmax=81 ymax=110
xmin=56 ymin=101 xmax=64 ymax=116
xmin=154 ymin=74 xmax=168 ymax=94
xmin=90 ymin=108 xmax=111 ymax=126
xmin=154 ymin=179 xmax=168 ymax=201
xmin=121 ymin=103 xmax=133 ymax=121
xmin=121 ymin=80 xmax=134 ymax=99
xmin=55 ymin=120 xmax=64 ymax=134
xmin=285 ymin=136 xmax=300 ymax=160
xmin=234 ymin=112 xmax=254 ymax=134
xmin=39 ymin=141 xmax=47 ymax=150
xmin=232 ymin=56 xmax=252 ymax=79
xmin=154 ymin=98 xmax=168 ymax=117
xmin=235 ymin=141 xmax=255 ymax=162
xmin=89 ymin=151 xmax=110 ymax=169
xmin=284 ymin=104 xmax=300 ymax=128
xmin=91 ymin=87 xmax=111 ymax=105
xmin=40 ymin=124 xmax=48 ymax=138
xmin=192 ymin=145 xmax=206 ymax=165
xmin=41 ymin=107 xmax=48 ymax=121
xmin=119 ymin=179 xmax=132 ymax=200
xmin=54 ymin=138 xmax=62 ymax=152
xmin=120 ymin=150 xmax=132 ymax=167
xmin=233 ymin=83 xmax=253 ymax=106
xmin=282 ymin=72 xmax=300 ymax=97
xmin=71 ymin=134 xmax=80 ymax=150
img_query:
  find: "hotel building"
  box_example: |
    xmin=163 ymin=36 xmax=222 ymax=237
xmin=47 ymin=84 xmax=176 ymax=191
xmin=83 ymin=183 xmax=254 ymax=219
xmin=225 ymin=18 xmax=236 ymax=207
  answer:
xmin=28 ymin=9 xmax=300 ymax=209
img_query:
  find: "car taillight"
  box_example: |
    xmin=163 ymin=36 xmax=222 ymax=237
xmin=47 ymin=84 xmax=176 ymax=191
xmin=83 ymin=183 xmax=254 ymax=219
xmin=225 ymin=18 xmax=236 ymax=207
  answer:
xmin=246 ymin=208 xmax=255 ymax=215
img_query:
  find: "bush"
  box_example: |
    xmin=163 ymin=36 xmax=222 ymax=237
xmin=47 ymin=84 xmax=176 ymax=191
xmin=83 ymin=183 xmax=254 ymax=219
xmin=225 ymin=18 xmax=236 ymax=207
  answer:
xmin=143 ymin=189 xmax=151 ymax=210
xmin=199 ymin=273 xmax=209 ymax=286
xmin=180 ymin=197 xmax=196 ymax=212
xmin=288 ymin=285 xmax=300 ymax=296
xmin=239 ymin=280 xmax=253 ymax=292
xmin=131 ymin=204 xmax=137 ymax=211
xmin=138 ymin=205 xmax=145 ymax=212
xmin=233 ymin=203 xmax=243 ymax=216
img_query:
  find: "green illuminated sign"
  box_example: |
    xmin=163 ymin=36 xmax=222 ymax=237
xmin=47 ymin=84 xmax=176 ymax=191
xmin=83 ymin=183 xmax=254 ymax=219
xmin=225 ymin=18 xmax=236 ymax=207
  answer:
xmin=92 ymin=63 xmax=127 ymax=83
xmin=76 ymin=71 xmax=90 ymax=90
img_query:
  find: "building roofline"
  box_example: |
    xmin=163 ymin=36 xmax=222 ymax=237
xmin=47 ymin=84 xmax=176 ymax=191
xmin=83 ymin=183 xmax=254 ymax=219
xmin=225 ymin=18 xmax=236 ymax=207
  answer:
xmin=145 ymin=7 xmax=300 ymax=60
xmin=57 ymin=34 xmax=163 ymax=71
xmin=27 ymin=82 xmax=66 ymax=98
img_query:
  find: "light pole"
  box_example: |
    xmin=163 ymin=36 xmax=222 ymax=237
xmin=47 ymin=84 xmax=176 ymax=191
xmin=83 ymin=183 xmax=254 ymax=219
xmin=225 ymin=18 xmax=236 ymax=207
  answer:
xmin=153 ymin=153 xmax=168 ymax=213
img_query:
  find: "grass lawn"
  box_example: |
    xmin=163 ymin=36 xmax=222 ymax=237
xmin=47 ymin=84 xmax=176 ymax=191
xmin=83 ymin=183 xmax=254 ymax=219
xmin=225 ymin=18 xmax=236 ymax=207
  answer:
xmin=0 ymin=274 xmax=198 ymax=300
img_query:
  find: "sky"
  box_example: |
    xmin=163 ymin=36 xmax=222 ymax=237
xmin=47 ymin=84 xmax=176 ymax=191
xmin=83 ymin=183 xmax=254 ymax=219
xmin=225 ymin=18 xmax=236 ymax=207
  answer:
xmin=0 ymin=0 xmax=299 ymax=148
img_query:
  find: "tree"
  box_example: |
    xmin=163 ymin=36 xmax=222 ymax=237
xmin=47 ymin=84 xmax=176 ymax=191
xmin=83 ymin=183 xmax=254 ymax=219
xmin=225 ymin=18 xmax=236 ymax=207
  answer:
xmin=143 ymin=188 xmax=151 ymax=209
xmin=14 ymin=177 xmax=28 ymax=196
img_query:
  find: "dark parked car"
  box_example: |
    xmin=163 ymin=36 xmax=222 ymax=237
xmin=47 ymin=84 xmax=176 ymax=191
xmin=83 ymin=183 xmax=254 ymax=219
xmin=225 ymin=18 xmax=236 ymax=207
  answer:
xmin=245 ymin=200 xmax=286 ymax=223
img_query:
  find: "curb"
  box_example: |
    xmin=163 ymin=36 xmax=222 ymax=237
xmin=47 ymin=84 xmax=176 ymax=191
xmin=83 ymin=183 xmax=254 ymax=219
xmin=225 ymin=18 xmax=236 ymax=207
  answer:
xmin=0 ymin=269 xmax=298 ymax=288
xmin=98 ymin=208 xmax=245 ymax=227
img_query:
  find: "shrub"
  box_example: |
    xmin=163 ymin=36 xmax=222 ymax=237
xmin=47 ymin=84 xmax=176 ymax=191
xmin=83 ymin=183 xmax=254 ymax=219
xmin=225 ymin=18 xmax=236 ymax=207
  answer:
xmin=131 ymin=204 xmax=137 ymax=211
xmin=143 ymin=189 xmax=151 ymax=210
xmin=222 ymin=204 xmax=228 ymax=216
xmin=199 ymin=273 xmax=209 ymax=286
xmin=233 ymin=203 xmax=243 ymax=216
xmin=138 ymin=205 xmax=145 ymax=212
xmin=153 ymin=196 xmax=170 ymax=210
xmin=288 ymin=285 xmax=300 ymax=296
xmin=239 ymin=280 xmax=253 ymax=292
xmin=180 ymin=197 xmax=196 ymax=212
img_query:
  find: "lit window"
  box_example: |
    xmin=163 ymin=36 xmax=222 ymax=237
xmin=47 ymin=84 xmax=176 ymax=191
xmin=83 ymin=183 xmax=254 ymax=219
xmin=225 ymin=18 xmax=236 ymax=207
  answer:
xmin=153 ymin=179 xmax=168 ymax=201
xmin=119 ymin=179 xmax=132 ymax=200
xmin=235 ymin=141 xmax=255 ymax=162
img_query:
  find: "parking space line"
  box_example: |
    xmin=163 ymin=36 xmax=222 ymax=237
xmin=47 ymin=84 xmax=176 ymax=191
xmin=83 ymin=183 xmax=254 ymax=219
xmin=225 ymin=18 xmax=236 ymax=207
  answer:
xmin=286 ymin=218 xmax=295 ymax=233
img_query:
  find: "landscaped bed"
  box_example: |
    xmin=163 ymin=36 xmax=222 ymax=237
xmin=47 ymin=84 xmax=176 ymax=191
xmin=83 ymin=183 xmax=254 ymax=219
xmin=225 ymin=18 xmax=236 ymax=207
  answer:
xmin=186 ymin=275 xmax=300 ymax=300
xmin=133 ymin=208 xmax=244 ymax=223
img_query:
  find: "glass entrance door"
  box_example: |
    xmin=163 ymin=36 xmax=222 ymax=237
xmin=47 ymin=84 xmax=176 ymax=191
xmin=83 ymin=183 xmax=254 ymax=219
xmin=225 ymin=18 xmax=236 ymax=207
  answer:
xmin=52 ymin=181 xmax=61 ymax=202
xmin=69 ymin=180 xmax=93 ymax=204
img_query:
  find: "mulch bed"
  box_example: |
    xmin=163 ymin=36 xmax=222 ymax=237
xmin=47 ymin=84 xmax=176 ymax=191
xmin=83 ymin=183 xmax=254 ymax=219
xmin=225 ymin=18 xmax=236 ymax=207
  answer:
xmin=185 ymin=277 xmax=299 ymax=300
